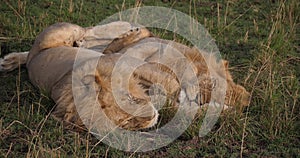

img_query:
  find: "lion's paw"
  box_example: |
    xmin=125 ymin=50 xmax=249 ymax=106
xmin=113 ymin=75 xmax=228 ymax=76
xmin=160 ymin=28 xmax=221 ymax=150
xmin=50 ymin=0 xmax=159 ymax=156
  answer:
xmin=121 ymin=27 xmax=141 ymax=38
xmin=0 ymin=52 xmax=28 ymax=72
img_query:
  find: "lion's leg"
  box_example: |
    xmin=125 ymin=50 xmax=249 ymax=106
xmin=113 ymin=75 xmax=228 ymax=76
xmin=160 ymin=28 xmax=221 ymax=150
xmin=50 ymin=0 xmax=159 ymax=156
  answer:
xmin=103 ymin=27 xmax=153 ymax=54
xmin=103 ymin=27 xmax=142 ymax=54
xmin=0 ymin=51 xmax=29 ymax=72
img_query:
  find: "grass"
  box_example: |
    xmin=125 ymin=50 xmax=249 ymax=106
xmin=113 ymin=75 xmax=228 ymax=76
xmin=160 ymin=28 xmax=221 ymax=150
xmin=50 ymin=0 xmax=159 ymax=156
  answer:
xmin=0 ymin=0 xmax=299 ymax=157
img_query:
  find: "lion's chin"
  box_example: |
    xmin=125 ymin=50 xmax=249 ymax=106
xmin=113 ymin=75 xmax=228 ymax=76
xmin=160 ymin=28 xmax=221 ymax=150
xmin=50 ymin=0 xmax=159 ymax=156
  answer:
xmin=143 ymin=109 xmax=159 ymax=129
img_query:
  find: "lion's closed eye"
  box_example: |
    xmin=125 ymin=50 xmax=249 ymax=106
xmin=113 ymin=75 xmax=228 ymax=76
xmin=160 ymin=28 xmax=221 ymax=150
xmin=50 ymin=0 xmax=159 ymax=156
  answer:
xmin=127 ymin=94 xmax=143 ymax=104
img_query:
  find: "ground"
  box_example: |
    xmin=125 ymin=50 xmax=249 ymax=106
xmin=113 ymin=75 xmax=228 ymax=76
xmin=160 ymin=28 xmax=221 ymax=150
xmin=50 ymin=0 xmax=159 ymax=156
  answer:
xmin=0 ymin=0 xmax=299 ymax=157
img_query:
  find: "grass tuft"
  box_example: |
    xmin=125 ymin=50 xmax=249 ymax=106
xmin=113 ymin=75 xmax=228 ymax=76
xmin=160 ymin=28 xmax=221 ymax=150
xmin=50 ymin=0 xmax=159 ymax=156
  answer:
xmin=0 ymin=0 xmax=299 ymax=157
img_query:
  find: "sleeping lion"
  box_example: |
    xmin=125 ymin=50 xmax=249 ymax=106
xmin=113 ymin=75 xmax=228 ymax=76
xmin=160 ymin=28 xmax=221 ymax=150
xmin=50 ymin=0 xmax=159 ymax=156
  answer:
xmin=0 ymin=21 xmax=250 ymax=132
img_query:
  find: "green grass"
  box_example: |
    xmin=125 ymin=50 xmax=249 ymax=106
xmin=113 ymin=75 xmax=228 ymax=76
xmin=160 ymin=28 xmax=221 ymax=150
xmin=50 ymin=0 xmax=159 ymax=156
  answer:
xmin=1 ymin=0 xmax=299 ymax=157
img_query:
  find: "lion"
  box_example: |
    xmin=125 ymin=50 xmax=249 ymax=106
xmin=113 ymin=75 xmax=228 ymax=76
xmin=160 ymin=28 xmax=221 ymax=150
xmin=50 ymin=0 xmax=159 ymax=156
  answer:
xmin=0 ymin=21 xmax=250 ymax=133
xmin=1 ymin=22 xmax=167 ymax=132
xmin=84 ymin=29 xmax=251 ymax=109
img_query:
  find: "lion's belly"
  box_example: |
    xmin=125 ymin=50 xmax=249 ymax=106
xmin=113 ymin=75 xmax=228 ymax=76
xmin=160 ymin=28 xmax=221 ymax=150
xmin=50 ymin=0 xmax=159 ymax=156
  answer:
xmin=27 ymin=46 xmax=79 ymax=92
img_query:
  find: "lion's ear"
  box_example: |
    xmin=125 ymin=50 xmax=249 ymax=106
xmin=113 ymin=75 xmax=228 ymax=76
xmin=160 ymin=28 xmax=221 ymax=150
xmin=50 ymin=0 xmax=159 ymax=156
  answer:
xmin=222 ymin=60 xmax=229 ymax=69
xmin=94 ymin=71 xmax=111 ymax=92
xmin=81 ymin=75 xmax=95 ymax=85
xmin=81 ymin=71 xmax=103 ymax=92
xmin=191 ymin=46 xmax=199 ymax=52
xmin=93 ymin=71 xmax=104 ymax=91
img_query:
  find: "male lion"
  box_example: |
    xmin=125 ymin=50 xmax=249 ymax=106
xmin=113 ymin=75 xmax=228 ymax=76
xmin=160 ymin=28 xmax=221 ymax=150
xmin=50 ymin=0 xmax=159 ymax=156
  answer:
xmin=0 ymin=21 xmax=250 ymax=132
xmin=85 ymin=26 xmax=251 ymax=109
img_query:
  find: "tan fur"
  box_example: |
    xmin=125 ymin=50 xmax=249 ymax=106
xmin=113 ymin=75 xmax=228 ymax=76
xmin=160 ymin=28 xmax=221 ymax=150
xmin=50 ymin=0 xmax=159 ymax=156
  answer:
xmin=51 ymin=63 xmax=158 ymax=131
xmin=26 ymin=22 xmax=86 ymax=65
xmin=1 ymin=21 xmax=250 ymax=132
xmin=102 ymin=34 xmax=250 ymax=108
xmin=17 ymin=22 xmax=159 ymax=131
xmin=103 ymin=27 xmax=153 ymax=54
xmin=183 ymin=47 xmax=250 ymax=107
xmin=0 ymin=52 xmax=28 ymax=72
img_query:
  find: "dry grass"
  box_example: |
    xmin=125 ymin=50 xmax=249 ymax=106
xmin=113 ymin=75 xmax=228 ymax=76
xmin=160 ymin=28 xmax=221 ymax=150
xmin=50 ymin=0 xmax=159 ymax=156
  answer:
xmin=0 ymin=0 xmax=299 ymax=157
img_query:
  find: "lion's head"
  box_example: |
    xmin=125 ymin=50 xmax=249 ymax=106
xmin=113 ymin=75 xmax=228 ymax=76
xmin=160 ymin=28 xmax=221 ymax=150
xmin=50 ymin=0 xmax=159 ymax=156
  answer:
xmin=184 ymin=47 xmax=251 ymax=109
xmin=94 ymin=65 xmax=159 ymax=130
xmin=27 ymin=23 xmax=86 ymax=64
